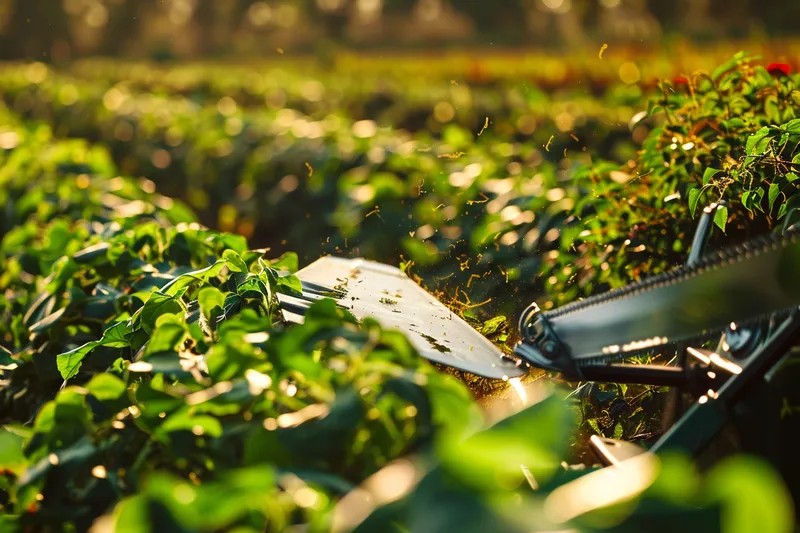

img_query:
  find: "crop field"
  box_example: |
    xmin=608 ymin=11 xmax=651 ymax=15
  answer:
xmin=1 ymin=43 xmax=800 ymax=532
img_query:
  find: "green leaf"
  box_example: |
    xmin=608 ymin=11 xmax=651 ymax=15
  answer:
xmin=742 ymin=190 xmax=753 ymax=212
xmin=702 ymin=168 xmax=721 ymax=186
xmin=223 ymin=249 xmax=249 ymax=273
xmin=714 ymin=205 xmax=728 ymax=233
xmin=29 ymin=307 xmax=66 ymax=333
xmin=746 ymin=127 xmax=772 ymax=156
xmin=752 ymin=188 xmax=765 ymax=213
xmin=270 ymin=252 xmax=299 ymax=273
xmin=645 ymin=100 xmax=663 ymax=118
xmin=198 ymin=286 xmax=226 ymax=322
xmin=480 ymin=316 xmax=506 ymax=335
xmin=86 ymin=373 xmax=127 ymax=401
xmin=157 ymin=412 xmax=223 ymax=440
xmin=787 ymin=172 xmax=798 ymax=183
xmin=161 ymin=260 xmax=227 ymax=297
xmin=54 ymin=321 xmax=132 ymax=380
xmin=102 ymin=321 xmax=130 ymax=348
xmin=782 ymin=118 xmax=800 ymax=134
xmin=768 ymin=182 xmax=781 ymax=213
xmin=778 ymin=202 xmax=789 ymax=220
xmin=72 ymin=242 xmax=111 ymax=264
xmin=145 ymin=321 xmax=187 ymax=355
xmin=688 ymin=187 xmax=701 ymax=218
xmin=46 ymin=256 xmax=78 ymax=292
xmin=56 ymin=341 xmax=100 ymax=380
xmin=140 ymin=292 xmax=183 ymax=334
xmin=706 ymin=456 xmax=794 ymax=533
xmin=711 ymin=53 xmax=743 ymax=81
xmin=0 ymin=344 xmax=14 ymax=370
xmin=276 ymin=273 xmax=302 ymax=295
xmin=0 ymin=428 xmax=27 ymax=475
xmin=765 ymin=95 xmax=781 ymax=124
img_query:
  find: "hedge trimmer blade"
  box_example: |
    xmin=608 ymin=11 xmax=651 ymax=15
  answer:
xmin=278 ymin=257 xmax=525 ymax=380
xmin=515 ymin=228 xmax=800 ymax=374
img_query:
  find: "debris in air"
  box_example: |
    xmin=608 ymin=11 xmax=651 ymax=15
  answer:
xmin=478 ymin=117 xmax=490 ymax=136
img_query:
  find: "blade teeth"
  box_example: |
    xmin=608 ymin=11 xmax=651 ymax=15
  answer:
xmin=277 ymin=292 xmax=349 ymax=316
xmin=546 ymin=229 xmax=799 ymax=321
xmin=300 ymin=280 xmax=345 ymax=299
xmin=278 ymin=299 xmax=312 ymax=316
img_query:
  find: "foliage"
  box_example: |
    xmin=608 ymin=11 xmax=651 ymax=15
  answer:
xmin=0 ymin=52 xmax=799 ymax=532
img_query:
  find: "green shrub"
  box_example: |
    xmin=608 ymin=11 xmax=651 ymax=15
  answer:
xmin=1 ymin=52 xmax=798 ymax=532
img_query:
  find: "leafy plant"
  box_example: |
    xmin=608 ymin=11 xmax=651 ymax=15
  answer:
xmin=1 ymin=51 xmax=798 ymax=532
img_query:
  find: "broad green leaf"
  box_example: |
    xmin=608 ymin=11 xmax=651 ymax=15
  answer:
xmin=140 ymin=292 xmax=184 ymax=334
xmin=45 ymin=256 xmax=78 ymax=292
xmin=782 ymin=118 xmax=800 ymax=134
xmin=219 ymin=233 xmax=249 ymax=255
xmin=145 ymin=321 xmax=187 ymax=356
xmin=706 ymin=456 xmax=793 ymax=533
xmin=645 ymin=100 xmax=663 ymax=118
xmin=276 ymin=273 xmax=303 ymax=295
xmin=742 ymin=190 xmax=753 ymax=211
xmin=198 ymin=286 xmax=226 ymax=321
xmin=112 ymin=495 xmax=153 ymax=533
xmin=714 ymin=205 xmax=728 ymax=232
xmin=86 ymin=373 xmax=127 ymax=401
xmin=56 ymin=341 xmax=100 ymax=380
xmin=688 ymin=187 xmax=701 ymax=218
xmin=156 ymin=412 xmax=223 ymax=439
xmin=768 ymin=182 xmax=781 ymax=213
xmin=438 ymin=391 xmax=574 ymax=490
xmin=752 ymin=188 xmax=765 ymax=213
xmin=745 ymin=127 xmax=771 ymax=156
xmin=0 ymin=428 xmax=27 ymax=475
xmin=702 ymin=168 xmax=721 ymax=186
xmin=161 ymin=260 xmax=227 ymax=297
xmin=711 ymin=53 xmax=743 ymax=81
xmin=102 ymin=321 xmax=130 ymax=348
xmin=270 ymin=251 xmax=299 ymax=273
xmin=223 ymin=249 xmax=249 ymax=273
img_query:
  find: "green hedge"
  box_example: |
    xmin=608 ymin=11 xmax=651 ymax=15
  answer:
xmin=1 ymin=52 xmax=799 ymax=532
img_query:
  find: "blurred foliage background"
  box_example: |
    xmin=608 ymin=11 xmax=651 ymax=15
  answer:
xmin=1 ymin=0 xmax=800 ymax=61
xmin=2 ymin=2 xmax=800 ymax=532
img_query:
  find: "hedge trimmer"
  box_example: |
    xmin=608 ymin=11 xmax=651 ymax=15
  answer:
xmin=280 ymin=203 xmax=800 ymax=472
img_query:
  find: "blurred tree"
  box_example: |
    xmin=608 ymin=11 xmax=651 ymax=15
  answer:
xmin=315 ymin=0 xmax=353 ymax=41
xmin=454 ymin=0 xmax=528 ymax=42
xmin=0 ymin=0 xmax=70 ymax=60
xmin=2 ymin=0 xmax=800 ymax=59
xmin=99 ymin=0 xmax=158 ymax=57
xmin=384 ymin=0 xmax=418 ymax=14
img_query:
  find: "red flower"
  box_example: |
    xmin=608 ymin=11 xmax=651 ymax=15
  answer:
xmin=767 ymin=63 xmax=791 ymax=77
xmin=674 ymin=75 xmax=689 ymax=85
